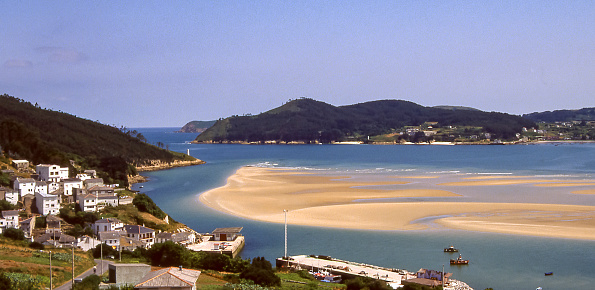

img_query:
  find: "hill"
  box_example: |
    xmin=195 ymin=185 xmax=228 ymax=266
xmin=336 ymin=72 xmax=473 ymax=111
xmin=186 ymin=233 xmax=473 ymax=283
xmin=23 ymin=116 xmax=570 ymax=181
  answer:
xmin=523 ymin=108 xmax=595 ymax=123
xmin=194 ymin=98 xmax=536 ymax=143
xmin=177 ymin=120 xmax=217 ymax=133
xmin=0 ymin=94 xmax=198 ymax=186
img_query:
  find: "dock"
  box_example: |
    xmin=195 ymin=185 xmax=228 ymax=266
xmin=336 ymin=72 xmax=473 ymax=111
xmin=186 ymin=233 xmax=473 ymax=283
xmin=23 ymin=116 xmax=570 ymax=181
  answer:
xmin=277 ymin=255 xmax=412 ymax=288
xmin=277 ymin=255 xmax=473 ymax=290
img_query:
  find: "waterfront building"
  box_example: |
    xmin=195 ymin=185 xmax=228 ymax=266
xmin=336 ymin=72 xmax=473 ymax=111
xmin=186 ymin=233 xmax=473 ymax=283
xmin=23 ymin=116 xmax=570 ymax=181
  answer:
xmin=212 ymin=227 xmax=243 ymax=241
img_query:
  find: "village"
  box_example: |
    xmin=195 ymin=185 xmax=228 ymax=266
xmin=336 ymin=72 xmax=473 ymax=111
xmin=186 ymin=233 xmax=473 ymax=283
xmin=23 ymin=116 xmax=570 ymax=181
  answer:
xmin=0 ymin=159 xmax=245 ymax=289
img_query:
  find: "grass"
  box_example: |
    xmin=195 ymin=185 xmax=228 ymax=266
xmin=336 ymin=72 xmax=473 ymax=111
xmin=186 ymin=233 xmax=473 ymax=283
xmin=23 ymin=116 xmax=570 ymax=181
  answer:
xmin=0 ymin=237 xmax=95 ymax=288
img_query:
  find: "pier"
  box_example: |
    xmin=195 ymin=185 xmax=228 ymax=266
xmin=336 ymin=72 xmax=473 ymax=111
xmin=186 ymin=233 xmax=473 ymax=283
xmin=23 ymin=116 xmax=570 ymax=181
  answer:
xmin=277 ymin=255 xmax=473 ymax=290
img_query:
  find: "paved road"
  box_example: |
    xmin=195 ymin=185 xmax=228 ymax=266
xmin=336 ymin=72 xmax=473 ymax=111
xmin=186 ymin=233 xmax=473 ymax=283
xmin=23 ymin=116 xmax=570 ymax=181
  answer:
xmin=54 ymin=259 xmax=114 ymax=290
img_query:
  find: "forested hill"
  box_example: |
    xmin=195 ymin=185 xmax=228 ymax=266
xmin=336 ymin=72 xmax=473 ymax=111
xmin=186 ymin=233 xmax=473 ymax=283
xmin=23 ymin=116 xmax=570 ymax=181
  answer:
xmin=0 ymin=94 xmax=195 ymax=185
xmin=195 ymin=98 xmax=536 ymax=143
xmin=523 ymin=108 xmax=595 ymax=123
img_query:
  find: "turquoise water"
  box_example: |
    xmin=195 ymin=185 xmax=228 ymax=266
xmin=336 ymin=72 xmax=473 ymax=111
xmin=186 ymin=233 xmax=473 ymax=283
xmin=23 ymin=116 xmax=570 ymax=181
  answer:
xmin=134 ymin=128 xmax=595 ymax=290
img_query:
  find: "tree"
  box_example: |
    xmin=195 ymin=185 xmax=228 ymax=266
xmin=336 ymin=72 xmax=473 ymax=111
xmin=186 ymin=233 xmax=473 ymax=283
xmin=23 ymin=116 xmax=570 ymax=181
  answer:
xmin=3 ymin=228 xmax=25 ymax=240
xmin=0 ymin=200 xmax=14 ymax=211
xmin=92 ymin=243 xmax=118 ymax=259
xmin=72 ymin=274 xmax=100 ymax=290
xmin=239 ymin=257 xmax=281 ymax=287
xmin=146 ymin=241 xmax=191 ymax=267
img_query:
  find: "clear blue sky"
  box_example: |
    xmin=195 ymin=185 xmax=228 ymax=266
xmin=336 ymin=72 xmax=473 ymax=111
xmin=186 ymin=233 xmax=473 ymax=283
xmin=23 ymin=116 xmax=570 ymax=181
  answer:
xmin=1 ymin=1 xmax=593 ymax=127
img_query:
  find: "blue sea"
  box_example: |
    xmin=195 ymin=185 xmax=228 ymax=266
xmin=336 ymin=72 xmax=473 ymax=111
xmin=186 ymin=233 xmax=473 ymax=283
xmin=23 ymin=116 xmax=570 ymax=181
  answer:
xmin=134 ymin=128 xmax=595 ymax=290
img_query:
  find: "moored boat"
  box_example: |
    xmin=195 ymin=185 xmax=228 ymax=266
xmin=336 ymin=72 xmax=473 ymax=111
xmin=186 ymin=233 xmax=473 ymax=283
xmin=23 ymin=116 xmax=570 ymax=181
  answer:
xmin=450 ymin=254 xmax=469 ymax=265
xmin=545 ymin=272 xmax=553 ymax=276
xmin=444 ymin=245 xmax=459 ymax=252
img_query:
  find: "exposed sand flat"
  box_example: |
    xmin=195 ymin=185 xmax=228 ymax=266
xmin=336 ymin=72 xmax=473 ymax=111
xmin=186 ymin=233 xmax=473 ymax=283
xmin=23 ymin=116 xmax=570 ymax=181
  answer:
xmin=535 ymin=182 xmax=595 ymax=187
xmin=199 ymin=166 xmax=595 ymax=240
xmin=200 ymin=167 xmax=459 ymax=219
xmin=438 ymin=179 xmax=595 ymax=186
xmin=573 ymin=189 xmax=595 ymax=195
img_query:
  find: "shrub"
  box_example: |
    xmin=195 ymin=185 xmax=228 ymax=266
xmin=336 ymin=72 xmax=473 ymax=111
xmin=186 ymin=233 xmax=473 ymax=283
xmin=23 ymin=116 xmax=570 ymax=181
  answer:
xmin=3 ymin=228 xmax=25 ymax=240
xmin=29 ymin=241 xmax=44 ymax=250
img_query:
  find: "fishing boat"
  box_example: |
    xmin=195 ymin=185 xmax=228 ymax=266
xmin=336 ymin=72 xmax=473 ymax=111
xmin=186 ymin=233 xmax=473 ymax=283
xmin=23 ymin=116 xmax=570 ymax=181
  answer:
xmin=545 ymin=272 xmax=553 ymax=276
xmin=450 ymin=254 xmax=469 ymax=265
xmin=444 ymin=245 xmax=459 ymax=252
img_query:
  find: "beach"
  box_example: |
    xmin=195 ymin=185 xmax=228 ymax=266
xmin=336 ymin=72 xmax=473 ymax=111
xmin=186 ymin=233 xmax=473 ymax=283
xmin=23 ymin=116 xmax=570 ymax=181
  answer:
xmin=199 ymin=166 xmax=595 ymax=240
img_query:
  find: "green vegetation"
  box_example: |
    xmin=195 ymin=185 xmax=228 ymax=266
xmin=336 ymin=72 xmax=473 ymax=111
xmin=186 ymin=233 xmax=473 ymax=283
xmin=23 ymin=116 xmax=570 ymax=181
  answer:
xmin=0 ymin=94 xmax=197 ymax=186
xmin=239 ymin=257 xmax=281 ymax=287
xmin=133 ymin=193 xmax=166 ymax=219
xmin=345 ymin=277 xmax=393 ymax=290
xmin=72 ymin=274 xmax=101 ymax=290
xmin=523 ymin=107 xmax=595 ymax=122
xmin=195 ymin=98 xmax=536 ymax=143
xmin=178 ymin=120 xmax=217 ymax=133
xmin=0 ymin=236 xmax=95 ymax=290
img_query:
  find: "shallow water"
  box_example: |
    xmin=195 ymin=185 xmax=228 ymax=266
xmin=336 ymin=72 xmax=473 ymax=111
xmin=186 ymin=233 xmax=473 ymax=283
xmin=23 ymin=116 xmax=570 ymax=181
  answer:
xmin=134 ymin=128 xmax=595 ymax=290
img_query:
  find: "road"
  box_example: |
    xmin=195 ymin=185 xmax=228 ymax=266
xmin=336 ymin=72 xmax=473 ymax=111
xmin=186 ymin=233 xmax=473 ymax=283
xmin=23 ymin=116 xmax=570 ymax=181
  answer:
xmin=54 ymin=259 xmax=114 ymax=290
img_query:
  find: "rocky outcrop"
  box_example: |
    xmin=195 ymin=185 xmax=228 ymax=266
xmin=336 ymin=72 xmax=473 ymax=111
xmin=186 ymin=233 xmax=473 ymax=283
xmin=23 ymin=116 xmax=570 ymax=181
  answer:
xmin=135 ymin=159 xmax=206 ymax=172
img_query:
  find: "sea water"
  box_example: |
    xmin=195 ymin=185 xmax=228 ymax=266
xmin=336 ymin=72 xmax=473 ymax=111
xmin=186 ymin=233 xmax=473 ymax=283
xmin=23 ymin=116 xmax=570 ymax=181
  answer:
xmin=134 ymin=128 xmax=595 ymax=290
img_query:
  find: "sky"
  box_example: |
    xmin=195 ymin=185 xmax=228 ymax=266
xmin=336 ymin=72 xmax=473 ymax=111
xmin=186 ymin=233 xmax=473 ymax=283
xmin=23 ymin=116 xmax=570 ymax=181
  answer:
xmin=1 ymin=1 xmax=593 ymax=127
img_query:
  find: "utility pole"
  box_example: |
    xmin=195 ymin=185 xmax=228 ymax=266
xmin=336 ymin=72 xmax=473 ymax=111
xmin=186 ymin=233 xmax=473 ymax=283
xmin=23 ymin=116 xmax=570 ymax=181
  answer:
xmin=284 ymin=209 xmax=288 ymax=267
xmin=100 ymin=242 xmax=103 ymax=274
xmin=72 ymin=243 xmax=75 ymax=289
xmin=49 ymin=250 xmax=52 ymax=290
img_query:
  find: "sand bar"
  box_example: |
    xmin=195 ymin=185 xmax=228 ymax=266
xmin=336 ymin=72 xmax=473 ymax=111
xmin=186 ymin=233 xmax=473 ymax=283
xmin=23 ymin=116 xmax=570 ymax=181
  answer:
xmin=200 ymin=167 xmax=595 ymax=240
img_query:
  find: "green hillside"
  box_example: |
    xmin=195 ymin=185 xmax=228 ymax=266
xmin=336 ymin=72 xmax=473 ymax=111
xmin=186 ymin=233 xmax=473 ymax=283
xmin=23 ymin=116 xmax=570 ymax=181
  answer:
xmin=523 ymin=108 xmax=595 ymax=122
xmin=0 ymin=94 xmax=196 ymax=185
xmin=195 ymin=98 xmax=536 ymax=143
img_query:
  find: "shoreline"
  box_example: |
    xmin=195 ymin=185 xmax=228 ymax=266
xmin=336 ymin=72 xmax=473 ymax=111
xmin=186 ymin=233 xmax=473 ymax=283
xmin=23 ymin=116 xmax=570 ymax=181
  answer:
xmin=199 ymin=166 xmax=595 ymax=240
xmin=192 ymin=139 xmax=595 ymax=145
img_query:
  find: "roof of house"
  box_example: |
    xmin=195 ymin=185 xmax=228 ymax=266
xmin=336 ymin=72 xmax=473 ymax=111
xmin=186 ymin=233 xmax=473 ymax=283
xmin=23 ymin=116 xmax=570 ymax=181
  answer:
xmin=95 ymin=217 xmax=122 ymax=224
xmin=20 ymin=217 xmax=34 ymax=225
xmin=84 ymin=178 xmax=104 ymax=185
xmin=135 ymin=267 xmax=200 ymax=288
xmin=99 ymin=231 xmax=124 ymax=241
xmin=124 ymin=225 xmax=155 ymax=235
xmin=59 ymin=233 xmax=75 ymax=243
xmin=16 ymin=177 xmax=36 ymax=183
xmin=213 ymin=227 xmax=243 ymax=233
xmin=1 ymin=210 xmax=19 ymax=217
xmin=63 ymin=178 xmax=82 ymax=183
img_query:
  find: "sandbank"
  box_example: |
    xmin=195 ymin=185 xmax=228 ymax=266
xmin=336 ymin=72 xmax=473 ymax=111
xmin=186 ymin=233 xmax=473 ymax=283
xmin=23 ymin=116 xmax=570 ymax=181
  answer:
xmin=573 ymin=189 xmax=595 ymax=195
xmin=200 ymin=167 xmax=595 ymax=240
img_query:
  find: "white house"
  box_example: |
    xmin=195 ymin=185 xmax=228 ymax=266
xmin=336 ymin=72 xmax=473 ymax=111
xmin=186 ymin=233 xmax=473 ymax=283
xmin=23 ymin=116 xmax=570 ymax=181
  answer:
xmin=14 ymin=177 xmax=36 ymax=197
xmin=77 ymin=193 xmax=98 ymax=212
xmin=0 ymin=210 xmax=19 ymax=234
xmin=36 ymin=164 xmax=69 ymax=182
xmin=99 ymin=231 xmax=123 ymax=249
xmin=12 ymin=160 xmax=29 ymax=172
xmin=35 ymin=191 xmax=60 ymax=215
xmin=34 ymin=181 xmax=48 ymax=195
xmin=0 ymin=187 xmax=18 ymax=205
xmin=63 ymin=178 xmax=83 ymax=202
xmin=93 ymin=218 xmax=124 ymax=235
xmin=124 ymin=225 xmax=156 ymax=248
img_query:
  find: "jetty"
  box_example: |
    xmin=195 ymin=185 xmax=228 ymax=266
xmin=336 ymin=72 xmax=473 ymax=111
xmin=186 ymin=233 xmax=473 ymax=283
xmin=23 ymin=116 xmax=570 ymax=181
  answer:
xmin=277 ymin=255 xmax=473 ymax=290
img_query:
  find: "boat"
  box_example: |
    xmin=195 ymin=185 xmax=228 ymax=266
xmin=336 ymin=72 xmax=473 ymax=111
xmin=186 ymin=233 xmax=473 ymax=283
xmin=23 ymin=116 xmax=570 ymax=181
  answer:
xmin=545 ymin=272 xmax=553 ymax=276
xmin=450 ymin=254 xmax=469 ymax=265
xmin=444 ymin=245 xmax=459 ymax=252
